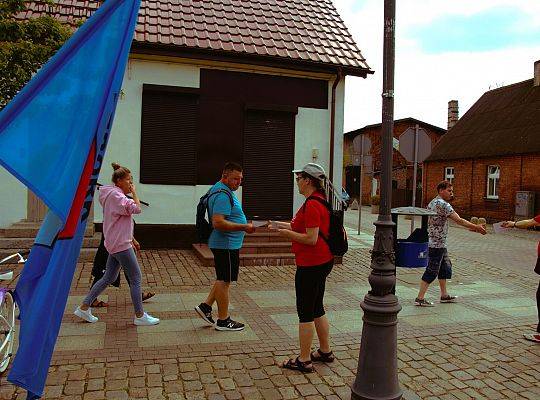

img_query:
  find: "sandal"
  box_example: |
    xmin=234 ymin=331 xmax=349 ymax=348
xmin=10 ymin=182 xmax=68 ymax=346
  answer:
xmin=281 ymin=357 xmax=314 ymax=373
xmin=90 ymin=299 xmax=109 ymax=308
xmin=311 ymin=349 xmax=335 ymax=363
xmin=142 ymin=291 xmax=155 ymax=302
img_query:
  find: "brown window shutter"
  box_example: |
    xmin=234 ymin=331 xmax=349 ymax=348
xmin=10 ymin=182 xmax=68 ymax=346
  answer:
xmin=140 ymin=87 xmax=198 ymax=185
xmin=242 ymin=109 xmax=295 ymax=220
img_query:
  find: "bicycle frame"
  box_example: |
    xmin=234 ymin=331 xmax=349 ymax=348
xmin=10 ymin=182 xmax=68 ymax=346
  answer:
xmin=0 ymin=251 xmax=27 ymax=373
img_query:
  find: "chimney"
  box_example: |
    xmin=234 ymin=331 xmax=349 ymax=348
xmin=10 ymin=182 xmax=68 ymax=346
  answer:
xmin=447 ymin=100 xmax=459 ymax=130
xmin=535 ymin=60 xmax=540 ymax=87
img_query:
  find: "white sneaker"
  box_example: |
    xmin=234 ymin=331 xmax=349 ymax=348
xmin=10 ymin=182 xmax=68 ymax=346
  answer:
xmin=74 ymin=306 xmax=98 ymax=323
xmin=134 ymin=312 xmax=160 ymax=326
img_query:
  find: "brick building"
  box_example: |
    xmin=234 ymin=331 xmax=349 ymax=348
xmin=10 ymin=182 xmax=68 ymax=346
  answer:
xmin=343 ymin=118 xmax=445 ymax=206
xmin=423 ymin=61 xmax=540 ymax=221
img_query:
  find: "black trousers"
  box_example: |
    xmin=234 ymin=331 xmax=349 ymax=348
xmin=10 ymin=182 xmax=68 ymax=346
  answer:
xmin=536 ymin=257 xmax=540 ymax=333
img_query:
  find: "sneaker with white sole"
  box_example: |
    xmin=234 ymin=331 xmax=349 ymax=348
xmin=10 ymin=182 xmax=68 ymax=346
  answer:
xmin=215 ymin=317 xmax=245 ymax=331
xmin=74 ymin=306 xmax=98 ymax=323
xmin=414 ymin=298 xmax=434 ymax=307
xmin=523 ymin=333 xmax=540 ymax=343
xmin=134 ymin=312 xmax=160 ymax=326
xmin=195 ymin=303 xmax=215 ymax=326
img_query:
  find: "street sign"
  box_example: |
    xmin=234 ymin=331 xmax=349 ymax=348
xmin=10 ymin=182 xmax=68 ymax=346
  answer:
xmin=399 ymin=127 xmax=431 ymax=162
xmin=353 ymin=135 xmax=371 ymax=155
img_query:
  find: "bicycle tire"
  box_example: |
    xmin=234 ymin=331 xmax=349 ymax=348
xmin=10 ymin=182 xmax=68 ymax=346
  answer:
xmin=0 ymin=291 xmax=16 ymax=374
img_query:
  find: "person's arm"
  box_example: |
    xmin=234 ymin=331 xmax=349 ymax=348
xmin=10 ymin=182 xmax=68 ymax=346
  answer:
xmin=129 ymin=183 xmax=141 ymax=208
xmin=278 ymin=226 xmax=318 ymax=245
xmin=449 ymin=211 xmax=486 ymax=234
xmin=212 ymin=214 xmax=255 ymax=233
xmin=502 ymin=218 xmax=540 ymax=229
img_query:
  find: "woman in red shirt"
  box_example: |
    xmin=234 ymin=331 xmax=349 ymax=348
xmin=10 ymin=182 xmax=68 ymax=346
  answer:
xmin=273 ymin=163 xmax=335 ymax=372
xmin=502 ymin=215 xmax=540 ymax=342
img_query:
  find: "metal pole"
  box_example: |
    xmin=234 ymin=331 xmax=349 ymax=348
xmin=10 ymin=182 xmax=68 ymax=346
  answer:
xmin=351 ymin=0 xmax=402 ymax=398
xmin=358 ymin=136 xmax=364 ymax=235
xmin=410 ymin=124 xmax=419 ymax=233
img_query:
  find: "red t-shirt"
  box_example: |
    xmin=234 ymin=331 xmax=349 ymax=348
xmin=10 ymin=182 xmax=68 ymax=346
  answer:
xmin=290 ymin=192 xmax=333 ymax=267
xmin=535 ymin=215 xmax=540 ymax=255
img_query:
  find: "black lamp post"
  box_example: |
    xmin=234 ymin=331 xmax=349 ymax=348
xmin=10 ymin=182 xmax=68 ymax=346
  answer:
xmin=351 ymin=0 xmax=402 ymax=399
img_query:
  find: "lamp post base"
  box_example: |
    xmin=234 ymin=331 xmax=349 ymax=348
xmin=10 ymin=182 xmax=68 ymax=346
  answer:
xmin=350 ymin=293 xmax=402 ymax=400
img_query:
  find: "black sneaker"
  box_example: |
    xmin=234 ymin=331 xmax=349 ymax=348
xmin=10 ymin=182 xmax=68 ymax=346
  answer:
xmin=195 ymin=303 xmax=214 ymax=326
xmin=215 ymin=317 xmax=245 ymax=331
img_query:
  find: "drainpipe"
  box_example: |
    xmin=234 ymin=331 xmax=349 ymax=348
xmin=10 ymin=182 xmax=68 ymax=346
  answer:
xmin=329 ymin=68 xmax=343 ymax=181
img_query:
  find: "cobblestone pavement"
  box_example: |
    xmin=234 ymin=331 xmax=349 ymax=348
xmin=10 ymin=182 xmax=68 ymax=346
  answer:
xmin=1 ymin=212 xmax=539 ymax=399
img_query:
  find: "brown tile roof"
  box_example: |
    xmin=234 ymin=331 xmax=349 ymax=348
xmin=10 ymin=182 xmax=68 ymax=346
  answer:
xmin=19 ymin=0 xmax=371 ymax=76
xmin=426 ymin=79 xmax=540 ymax=162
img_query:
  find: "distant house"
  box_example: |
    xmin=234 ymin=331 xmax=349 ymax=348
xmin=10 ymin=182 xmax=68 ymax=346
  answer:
xmin=343 ymin=118 xmax=445 ymax=207
xmin=0 ymin=0 xmax=372 ymax=247
xmin=423 ymin=61 xmax=540 ymax=221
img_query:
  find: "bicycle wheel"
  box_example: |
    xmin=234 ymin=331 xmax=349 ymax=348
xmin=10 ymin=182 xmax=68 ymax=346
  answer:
xmin=0 ymin=291 xmax=16 ymax=374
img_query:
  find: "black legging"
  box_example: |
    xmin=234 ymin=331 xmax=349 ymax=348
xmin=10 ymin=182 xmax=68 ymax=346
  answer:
xmin=295 ymin=260 xmax=333 ymax=323
xmin=536 ymin=280 xmax=539 ymax=333
xmin=534 ymin=255 xmax=540 ymax=333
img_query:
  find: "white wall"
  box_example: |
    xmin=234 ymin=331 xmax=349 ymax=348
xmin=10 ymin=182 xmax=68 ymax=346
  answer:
xmin=94 ymin=59 xmax=201 ymax=224
xmin=0 ymin=59 xmax=346 ymax=228
xmin=0 ymin=168 xmax=27 ymax=227
xmin=293 ymin=107 xmax=331 ymax=212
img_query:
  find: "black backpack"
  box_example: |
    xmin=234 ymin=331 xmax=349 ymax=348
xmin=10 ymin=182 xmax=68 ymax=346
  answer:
xmin=196 ymin=189 xmax=234 ymax=244
xmin=303 ymin=195 xmax=348 ymax=257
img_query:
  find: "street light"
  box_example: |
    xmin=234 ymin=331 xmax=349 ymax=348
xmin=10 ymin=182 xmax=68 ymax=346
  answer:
xmin=351 ymin=0 xmax=402 ymax=399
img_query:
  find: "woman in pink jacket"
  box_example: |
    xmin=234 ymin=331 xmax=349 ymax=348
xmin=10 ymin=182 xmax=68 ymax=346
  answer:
xmin=75 ymin=163 xmax=159 ymax=326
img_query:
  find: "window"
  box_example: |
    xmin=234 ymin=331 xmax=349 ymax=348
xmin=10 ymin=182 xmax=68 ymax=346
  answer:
xmin=486 ymin=165 xmax=500 ymax=199
xmin=444 ymin=167 xmax=454 ymax=184
xmin=140 ymin=85 xmax=198 ymax=185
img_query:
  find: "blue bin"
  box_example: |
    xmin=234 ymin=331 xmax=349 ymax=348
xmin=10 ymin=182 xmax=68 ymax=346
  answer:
xmin=396 ymin=240 xmax=428 ymax=268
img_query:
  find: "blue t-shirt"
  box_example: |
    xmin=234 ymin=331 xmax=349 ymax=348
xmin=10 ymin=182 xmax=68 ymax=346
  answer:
xmin=207 ymin=181 xmax=247 ymax=250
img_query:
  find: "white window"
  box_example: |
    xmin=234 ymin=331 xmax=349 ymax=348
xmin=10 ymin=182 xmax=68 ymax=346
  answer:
xmin=444 ymin=167 xmax=454 ymax=184
xmin=486 ymin=165 xmax=500 ymax=199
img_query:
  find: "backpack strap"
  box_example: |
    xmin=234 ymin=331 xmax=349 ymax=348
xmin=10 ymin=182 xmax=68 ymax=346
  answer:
xmin=301 ymin=195 xmax=331 ymax=242
xmin=207 ymin=189 xmax=234 ymax=213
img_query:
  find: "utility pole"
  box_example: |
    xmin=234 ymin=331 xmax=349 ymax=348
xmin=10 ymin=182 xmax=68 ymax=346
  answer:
xmin=351 ymin=0 xmax=402 ymax=399
xmin=410 ymin=124 xmax=419 ymax=233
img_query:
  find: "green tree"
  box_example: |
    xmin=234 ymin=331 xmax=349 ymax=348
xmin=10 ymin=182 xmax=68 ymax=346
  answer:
xmin=0 ymin=0 xmax=74 ymax=108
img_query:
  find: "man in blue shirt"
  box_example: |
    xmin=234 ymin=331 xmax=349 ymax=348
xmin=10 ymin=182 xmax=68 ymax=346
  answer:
xmin=195 ymin=162 xmax=255 ymax=331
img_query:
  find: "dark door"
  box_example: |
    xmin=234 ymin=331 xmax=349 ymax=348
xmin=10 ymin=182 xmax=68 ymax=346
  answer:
xmin=242 ymin=109 xmax=295 ymax=220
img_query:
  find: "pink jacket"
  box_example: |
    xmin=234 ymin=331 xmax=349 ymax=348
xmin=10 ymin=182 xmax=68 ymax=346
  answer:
xmin=99 ymin=185 xmax=141 ymax=254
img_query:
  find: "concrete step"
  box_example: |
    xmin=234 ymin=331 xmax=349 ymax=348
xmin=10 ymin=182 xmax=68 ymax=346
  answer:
xmin=0 ymin=247 xmax=96 ymax=264
xmin=0 ymin=234 xmax=101 ymax=250
xmin=240 ymin=242 xmax=292 ymax=254
xmin=0 ymin=223 xmax=95 ymax=238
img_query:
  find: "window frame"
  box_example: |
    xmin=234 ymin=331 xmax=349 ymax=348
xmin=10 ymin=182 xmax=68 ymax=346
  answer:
xmin=486 ymin=165 xmax=500 ymax=200
xmin=444 ymin=166 xmax=455 ymax=184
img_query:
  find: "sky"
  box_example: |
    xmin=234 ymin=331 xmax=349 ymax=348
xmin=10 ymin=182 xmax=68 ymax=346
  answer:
xmin=334 ymin=0 xmax=540 ymax=132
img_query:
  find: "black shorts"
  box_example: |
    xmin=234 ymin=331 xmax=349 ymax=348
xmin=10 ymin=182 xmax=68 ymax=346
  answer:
xmin=295 ymin=260 xmax=334 ymax=323
xmin=211 ymin=248 xmax=240 ymax=282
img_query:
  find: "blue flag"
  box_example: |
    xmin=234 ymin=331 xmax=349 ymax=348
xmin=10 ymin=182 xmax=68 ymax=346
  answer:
xmin=0 ymin=0 xmax=141 ymax=396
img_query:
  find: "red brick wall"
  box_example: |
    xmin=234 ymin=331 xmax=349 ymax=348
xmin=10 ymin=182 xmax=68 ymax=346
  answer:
xmin=424 ymin=154 xmax=540 ymax=221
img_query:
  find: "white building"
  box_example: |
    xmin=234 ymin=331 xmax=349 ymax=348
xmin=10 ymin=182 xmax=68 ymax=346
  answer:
xmin=2 ymin=0 xmax=372 ymax=247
